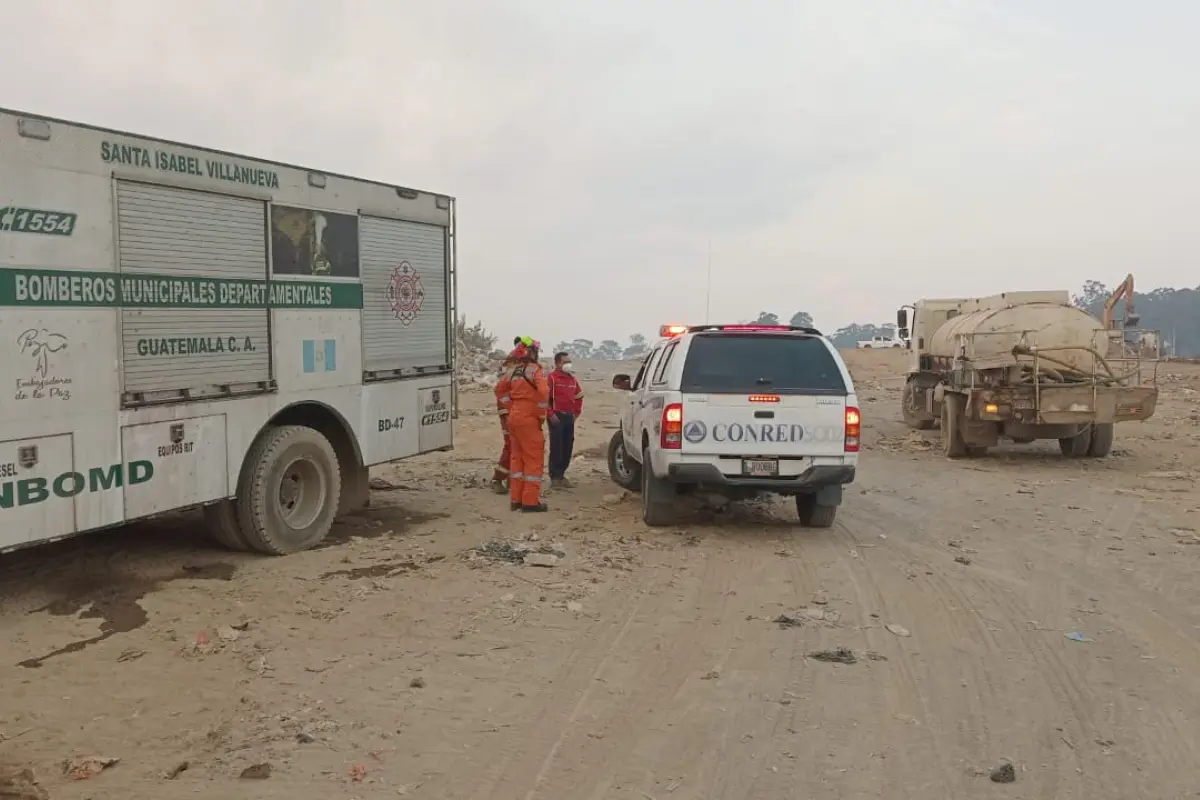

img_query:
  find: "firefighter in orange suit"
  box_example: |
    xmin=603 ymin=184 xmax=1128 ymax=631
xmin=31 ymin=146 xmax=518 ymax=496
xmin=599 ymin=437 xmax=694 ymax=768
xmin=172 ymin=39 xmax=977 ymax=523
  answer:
xmin=490 ymin=341 xmax=525 ymax=494
xmin=506 ymin=340 xmax=551 ymax=512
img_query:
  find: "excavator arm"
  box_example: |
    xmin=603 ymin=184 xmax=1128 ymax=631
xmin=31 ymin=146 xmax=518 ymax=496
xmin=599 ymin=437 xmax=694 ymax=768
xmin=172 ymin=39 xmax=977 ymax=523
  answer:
xmin=1102 ymin=273 xmax=1138 ymax=328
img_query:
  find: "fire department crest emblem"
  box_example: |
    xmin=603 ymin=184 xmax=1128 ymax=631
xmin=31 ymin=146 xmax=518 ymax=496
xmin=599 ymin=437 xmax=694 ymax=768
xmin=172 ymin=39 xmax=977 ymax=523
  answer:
xmin=386 ymin=261 xmax=424 ymax=326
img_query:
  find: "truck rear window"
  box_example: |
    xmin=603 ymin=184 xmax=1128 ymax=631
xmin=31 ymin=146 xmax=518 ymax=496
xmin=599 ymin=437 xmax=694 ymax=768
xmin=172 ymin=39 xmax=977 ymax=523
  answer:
xmin=680 ymin=334 xmax=848 ymax=395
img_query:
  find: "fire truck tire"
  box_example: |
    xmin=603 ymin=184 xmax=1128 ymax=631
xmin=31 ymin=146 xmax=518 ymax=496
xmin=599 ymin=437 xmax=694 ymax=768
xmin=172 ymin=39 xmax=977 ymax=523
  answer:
xmin=236 ymin=425 xmax=342 ymax=556
xmin=203 ymin=500 xmax=250 ymax=551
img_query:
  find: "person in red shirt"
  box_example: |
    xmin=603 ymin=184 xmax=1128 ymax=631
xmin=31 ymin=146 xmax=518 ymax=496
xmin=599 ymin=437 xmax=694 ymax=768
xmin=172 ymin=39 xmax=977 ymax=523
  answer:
xmin=547 ymin=351 xmax=585 ymax=488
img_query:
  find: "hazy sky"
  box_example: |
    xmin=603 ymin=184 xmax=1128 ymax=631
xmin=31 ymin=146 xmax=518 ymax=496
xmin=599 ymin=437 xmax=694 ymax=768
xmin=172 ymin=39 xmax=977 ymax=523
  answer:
xmin=6 ymin=1 xmax=1198 ymax=347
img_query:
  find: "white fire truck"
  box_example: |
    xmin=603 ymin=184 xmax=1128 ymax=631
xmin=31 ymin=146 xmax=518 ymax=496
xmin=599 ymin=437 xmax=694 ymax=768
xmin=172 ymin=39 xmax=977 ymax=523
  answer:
xmin=0 ymin=108 xmax=456 ymax=555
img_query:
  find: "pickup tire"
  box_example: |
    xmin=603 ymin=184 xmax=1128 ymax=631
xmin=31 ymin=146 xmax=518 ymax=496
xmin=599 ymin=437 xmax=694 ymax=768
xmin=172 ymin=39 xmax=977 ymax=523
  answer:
xmin=640 ymin=443 xmax=674 ymax=526
xmin=796 ymin=494 xmax=837 ymax=528
xmin=1058 ymin=425 xmax=1092 ymax=458
xmin=607 ymin=430 xmax=642 ymax=491
xmin=941 ymin=395 xmax=969 ymax=458
xmin=203 ymin=500 xmax=251 ymax=551
xmin=1087 ymin=423 xmax=1115 ymax=457
xmin=236 ymin=425 xmax=342 ymax=555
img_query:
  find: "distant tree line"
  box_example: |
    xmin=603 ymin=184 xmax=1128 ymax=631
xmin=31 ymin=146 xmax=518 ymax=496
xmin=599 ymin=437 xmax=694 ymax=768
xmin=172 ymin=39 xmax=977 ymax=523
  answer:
xmin=550 ymin=334 xmax=651 ymax=361
xmin=745 ymin=311 xmax=895 ymax=349
xmin=548 ymin=281 xmax=1200 ymax=362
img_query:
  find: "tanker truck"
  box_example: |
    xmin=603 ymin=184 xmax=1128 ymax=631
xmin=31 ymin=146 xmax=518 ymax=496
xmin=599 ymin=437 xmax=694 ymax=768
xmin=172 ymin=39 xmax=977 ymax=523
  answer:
xmin=895 ymin=290 xmax=1158 ymax=459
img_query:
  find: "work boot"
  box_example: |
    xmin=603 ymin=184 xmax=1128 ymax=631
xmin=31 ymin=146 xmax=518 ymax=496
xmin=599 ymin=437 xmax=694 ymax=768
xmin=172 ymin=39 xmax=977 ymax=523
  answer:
xmin=550 ymin=477 xmax=566 ymax=488
xmin=491 ymin=480 xmax=508 ymax=495
xmin=521 ymin=503 xmax=549 ymax=513
xmin=510 ymin=501 xmax=521 ymax=511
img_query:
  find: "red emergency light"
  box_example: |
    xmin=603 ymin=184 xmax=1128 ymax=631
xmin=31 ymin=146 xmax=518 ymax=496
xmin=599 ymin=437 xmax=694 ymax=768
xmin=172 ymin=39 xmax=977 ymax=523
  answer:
xmin=659 ymin=324 xmax=689 ymax=337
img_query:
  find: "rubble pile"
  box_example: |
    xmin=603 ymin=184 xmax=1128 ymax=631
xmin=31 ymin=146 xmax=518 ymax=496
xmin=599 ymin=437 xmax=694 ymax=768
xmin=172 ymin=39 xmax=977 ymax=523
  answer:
xmin=455 ymin=336 xmax=503 ymax=392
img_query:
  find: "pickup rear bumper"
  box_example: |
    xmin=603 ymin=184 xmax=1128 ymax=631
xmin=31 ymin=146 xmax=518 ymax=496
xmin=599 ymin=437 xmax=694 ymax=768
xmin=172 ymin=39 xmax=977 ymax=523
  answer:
xmin=666 ymin=463 xmax=855 ymax=494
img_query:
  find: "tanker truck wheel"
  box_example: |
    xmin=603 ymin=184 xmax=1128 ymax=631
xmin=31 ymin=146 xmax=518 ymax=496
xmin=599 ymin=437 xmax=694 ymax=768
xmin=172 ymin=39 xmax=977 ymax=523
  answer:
xmin=236 ymin=425 xmax=343 ymax=555
xmin=1058 ymin=425 xmax=1092 ymax=458
xmin=1087 ymin=423 xmax=1114 ymax=457
xmin=940 ymin=395 xmax=969 ymax=459
xmin=901 ymin=381 xmax=935 ymax=431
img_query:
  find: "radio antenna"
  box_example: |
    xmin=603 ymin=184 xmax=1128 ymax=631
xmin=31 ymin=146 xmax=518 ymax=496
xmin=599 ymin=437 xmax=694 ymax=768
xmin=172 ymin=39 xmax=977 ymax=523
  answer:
xmin=704 ymin=237 xmax=713 ymax=323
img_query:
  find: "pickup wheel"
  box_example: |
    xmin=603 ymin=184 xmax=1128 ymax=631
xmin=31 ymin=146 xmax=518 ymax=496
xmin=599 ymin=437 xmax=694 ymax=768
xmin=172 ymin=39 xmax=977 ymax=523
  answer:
xmin=640 ymin=443 xmax=674 ymax=526
xmin=203 ymin=500 xmax=251 ymax=551
xmin=796 ymin=494 xmax=837 ymax=528
xmin=940 ymin=395 xmax=969 ymax=459
xmin=236 ymin=425 xmax=342 ymax=555
xmin=607 ymin=430 xmax=642 ymax=491
xmin=1087 ymin=423 xmax=1115 ymax=457
xmin=1058 ymin=425 xmax=1092 ymax=458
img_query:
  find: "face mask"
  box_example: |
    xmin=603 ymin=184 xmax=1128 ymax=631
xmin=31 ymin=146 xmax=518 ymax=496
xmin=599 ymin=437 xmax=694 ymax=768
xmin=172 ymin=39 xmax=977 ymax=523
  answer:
xmin=561 ymin=362 xmax=574 ymax=374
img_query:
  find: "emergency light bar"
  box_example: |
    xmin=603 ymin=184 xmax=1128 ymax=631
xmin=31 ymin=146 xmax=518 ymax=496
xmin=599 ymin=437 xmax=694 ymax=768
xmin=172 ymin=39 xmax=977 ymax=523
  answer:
xmin=658 ymin=323 xmax=823 ymax=337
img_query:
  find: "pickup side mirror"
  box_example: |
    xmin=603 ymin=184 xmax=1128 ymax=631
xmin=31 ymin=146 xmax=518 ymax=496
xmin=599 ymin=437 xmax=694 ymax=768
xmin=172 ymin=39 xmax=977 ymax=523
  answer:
xmin=612 ymin=373 xmax=632 ymax=391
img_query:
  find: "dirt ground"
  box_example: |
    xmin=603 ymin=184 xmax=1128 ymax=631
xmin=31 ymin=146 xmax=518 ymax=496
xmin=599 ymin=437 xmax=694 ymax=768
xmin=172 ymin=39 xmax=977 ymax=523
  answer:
xmin=3 ymin=351 xmax=1200 ymax=799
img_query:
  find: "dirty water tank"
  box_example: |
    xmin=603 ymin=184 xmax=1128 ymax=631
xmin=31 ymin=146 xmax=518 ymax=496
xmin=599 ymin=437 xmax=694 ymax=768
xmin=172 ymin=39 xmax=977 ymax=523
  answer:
xmin=928 ymin=302 xmax=1107 ymax=373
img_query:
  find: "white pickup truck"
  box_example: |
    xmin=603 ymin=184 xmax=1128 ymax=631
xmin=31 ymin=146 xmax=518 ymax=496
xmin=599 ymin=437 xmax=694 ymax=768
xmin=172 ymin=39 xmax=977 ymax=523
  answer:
xmin=606 ymin=323 xmax=860 ymax=528
xmin=856 ymin=334 xmax=903 ymax=349
xmin=1 ymin=108 xmax=456 ymax=556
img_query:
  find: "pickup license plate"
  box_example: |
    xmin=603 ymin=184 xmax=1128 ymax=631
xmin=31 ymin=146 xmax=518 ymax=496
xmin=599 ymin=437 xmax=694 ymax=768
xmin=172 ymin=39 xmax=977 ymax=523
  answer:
xmin=742 ymin=458 xmax=779 ymax=477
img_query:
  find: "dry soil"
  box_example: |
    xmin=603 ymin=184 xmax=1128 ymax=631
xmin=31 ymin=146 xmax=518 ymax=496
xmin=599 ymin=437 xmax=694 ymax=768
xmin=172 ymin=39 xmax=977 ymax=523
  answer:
xmin=3 ymin=350 xmax=1199 ymax=799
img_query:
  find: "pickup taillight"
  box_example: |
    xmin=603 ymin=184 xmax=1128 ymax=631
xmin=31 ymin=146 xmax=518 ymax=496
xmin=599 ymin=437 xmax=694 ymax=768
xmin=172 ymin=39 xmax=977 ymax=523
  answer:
xmin=661 ymin=403 xmax=683 ymax=449
xmin=845 ymin=406 xmax=861 ymax=452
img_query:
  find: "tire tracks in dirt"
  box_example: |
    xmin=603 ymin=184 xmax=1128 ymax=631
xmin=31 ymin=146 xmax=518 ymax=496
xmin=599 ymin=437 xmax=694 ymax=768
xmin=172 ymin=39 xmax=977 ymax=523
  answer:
xmin=472 ymin=539 xmax=738 ymax=800
xmin=860 ymin=461 xmax=1200 ymax=798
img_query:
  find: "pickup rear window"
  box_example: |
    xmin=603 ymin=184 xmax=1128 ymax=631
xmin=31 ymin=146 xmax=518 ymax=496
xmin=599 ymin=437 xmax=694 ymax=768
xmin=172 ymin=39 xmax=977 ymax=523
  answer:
xmin=679 ymin=334 xmax=848 ymax=395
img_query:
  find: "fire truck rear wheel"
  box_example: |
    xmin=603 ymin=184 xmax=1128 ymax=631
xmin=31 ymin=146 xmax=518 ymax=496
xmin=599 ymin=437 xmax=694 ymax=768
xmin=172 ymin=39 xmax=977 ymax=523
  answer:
xmin=203 ymin=500 xmax=251 ymax=551
xmin=237 ymin=425 xmax=342 ymax=556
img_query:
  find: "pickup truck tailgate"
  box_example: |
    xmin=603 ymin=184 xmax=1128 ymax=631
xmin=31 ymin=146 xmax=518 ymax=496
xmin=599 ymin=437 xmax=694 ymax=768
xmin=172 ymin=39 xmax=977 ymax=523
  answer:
xmin=681 ymin=393 xmax=848 ymax=457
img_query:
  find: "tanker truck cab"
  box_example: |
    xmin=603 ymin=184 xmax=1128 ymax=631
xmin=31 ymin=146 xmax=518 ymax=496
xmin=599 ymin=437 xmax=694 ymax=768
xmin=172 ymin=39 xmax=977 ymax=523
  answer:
xmin=606 ymin=324 xmax=859 ymax=528
xmin=898 ymin=292 xmax=1159 ymax=460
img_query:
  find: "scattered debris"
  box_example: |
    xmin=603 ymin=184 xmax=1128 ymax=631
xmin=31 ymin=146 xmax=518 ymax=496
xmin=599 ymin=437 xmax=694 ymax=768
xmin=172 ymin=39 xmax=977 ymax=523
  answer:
xmin=773 ymin=614 xmax=803 ymax=629
xmin=701 ymin=669 xmax=720 ymax=680
xmin=0 ymin=768 xmax=48 ymax=800
xmin=349 ymin=763 xmax=367 ymax=782
xmin=524 ymin=552 xmax=560 ymax=568
xmin=472 ymin=540 xmax=529 ymax=564
xmin=989 ymin=762 xmax=1016 ymax=783
xmin=165 ymin=761 xmax=189 ymax=780
xmin=808 ymin=647 xmax=857 ymax=665
xmin=566 ymin=601 xmax=584 ymax=613
xmin=239 ymin=763 xmax=272 ymax=780
xmin=116 ymin=647 xmax=145 ymax=662
xmin=369 ymin=477 xmax=414 ymax=491
xmin=954 ymin=555 xmax=972 ymax=566
xmin=410 ymin=676 xmax=426 ymax=689
xmin=1065 ymin=631 xmax=1093 ymax=643
xmin=885 ymin=624 xmax=911 ymax=637
xmin=64 ymin=756 xmax=119 ymax=781
xmin=296 ymin=731 xmax=316 ymax=744
xmin=216 ymin=625 xmax=242 ymax=643
xmin=472 ymin=539 xmax=566 ymax=567
xmin=865 ymin=651 xmax=888 ymax=661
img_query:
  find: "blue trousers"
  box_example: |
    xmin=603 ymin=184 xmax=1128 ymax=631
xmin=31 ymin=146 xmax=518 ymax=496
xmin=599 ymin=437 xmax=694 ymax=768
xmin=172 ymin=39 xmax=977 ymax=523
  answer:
xmin=548 ymin=412 xmax=576 ymax=479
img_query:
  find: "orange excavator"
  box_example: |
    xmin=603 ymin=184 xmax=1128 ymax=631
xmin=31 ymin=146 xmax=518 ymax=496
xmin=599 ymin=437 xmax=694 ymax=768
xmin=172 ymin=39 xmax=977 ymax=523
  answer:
xmin=1102 ymin=273 xmax=1139 ymax=328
